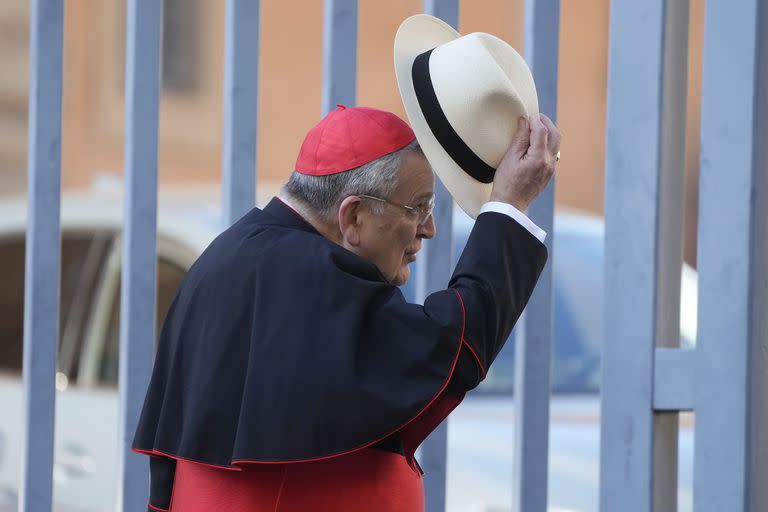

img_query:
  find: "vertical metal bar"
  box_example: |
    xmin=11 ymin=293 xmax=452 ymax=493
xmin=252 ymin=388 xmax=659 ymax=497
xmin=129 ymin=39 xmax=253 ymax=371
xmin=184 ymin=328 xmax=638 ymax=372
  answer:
xmin=511 ymin=1 xmax=559 ymax=511
xmin=321 ymin=0 xmax=358 ymax=116
xmin=416 ymin=4 xmax=458 ymax=512
xmin=747 ymin=12 xmax=768 ymax=507
xmin=652 ymin=1 xmax=689 ymax=510
xmin=118 ymin=1 xmax=162 ymax=510
xmin=414 ymin=177 xmax=453 ymax=512
xmin=20 ymin=1 xmax=63 ymax=510
xmin=694 ymin=0 xmax=767 ymax=510
xmin=599 ymin=1 xmax=666 ymax=511
xmin=222 ymin=0 xmax=259 ymax=227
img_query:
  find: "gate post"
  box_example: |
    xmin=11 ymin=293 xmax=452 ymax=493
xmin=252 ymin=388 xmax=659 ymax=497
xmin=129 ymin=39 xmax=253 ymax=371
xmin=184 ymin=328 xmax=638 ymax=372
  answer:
xmin=117 ymin=1 xmax=162 ymax=510
xmin=693 ymin=0 xmax=768 ymax=509
xmin=511 ymin=1 xmax=560 ymax=510
xmin=20 ymin=1 xmax=64 ymax=510
xmin=416 ymin=3 xmax=458 ymax=511
xmin=222 ymin=0 xmax=260 ymax=226
xmin=322 ymin=0 xmax=358 ymax=115
xmin=599 ymin=0 xmax=690 ymax=510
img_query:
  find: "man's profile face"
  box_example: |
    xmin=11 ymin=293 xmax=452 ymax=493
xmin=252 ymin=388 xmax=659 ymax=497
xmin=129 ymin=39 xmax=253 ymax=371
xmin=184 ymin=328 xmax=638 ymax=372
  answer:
xmin=356 ymin=153 xmax=436 ymax=286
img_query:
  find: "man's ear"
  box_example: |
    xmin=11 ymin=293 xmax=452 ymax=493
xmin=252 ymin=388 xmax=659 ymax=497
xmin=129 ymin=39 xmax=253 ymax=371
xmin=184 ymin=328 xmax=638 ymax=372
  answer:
xmin=338 ymin=196 xmax=363 ymax=246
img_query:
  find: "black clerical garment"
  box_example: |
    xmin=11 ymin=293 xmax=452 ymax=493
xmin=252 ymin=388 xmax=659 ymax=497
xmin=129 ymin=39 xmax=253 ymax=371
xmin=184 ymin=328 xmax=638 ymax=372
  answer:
xmin=133 ymin=197 xmax=547 ymax=510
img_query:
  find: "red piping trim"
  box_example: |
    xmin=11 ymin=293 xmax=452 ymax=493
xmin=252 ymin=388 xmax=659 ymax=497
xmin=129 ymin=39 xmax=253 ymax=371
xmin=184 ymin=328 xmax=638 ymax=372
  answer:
xmin=133 ymin=447 xmax=243 ymax=471
xmin=229 ymin=290 xmax=467 ymax=466
xmin=452 ymin=289 xmax=467 ymax=340
xmin=452 ymin=290 xmax=488 ymax=374
xmin=461 ymin=336 xmax=487 ymax=378
xmin=148 ymin=502 xmax=168 ymax=512
xmin=452 ymin=289 xmax=487 ymax=377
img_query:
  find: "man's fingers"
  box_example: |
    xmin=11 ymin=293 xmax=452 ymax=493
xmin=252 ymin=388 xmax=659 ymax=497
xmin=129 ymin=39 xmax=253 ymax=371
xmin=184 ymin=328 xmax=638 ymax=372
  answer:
xmin=528 ymin=114 xmax=549 ymax=155
xmin=539 ymin=113 xmax=561 ymax=155
xmin=509 ymin=116 xmax=530 ymax=156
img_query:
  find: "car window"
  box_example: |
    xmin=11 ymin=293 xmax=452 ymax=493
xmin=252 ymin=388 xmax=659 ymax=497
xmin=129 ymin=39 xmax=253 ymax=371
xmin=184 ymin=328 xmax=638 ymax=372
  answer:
xmin=98 ymin=257 xmax=187 ymax=386
xmin=0 ymin=236 xmax=24 ymax=376
xmin=58 ymin=232 xmax=113 ymax=381
xmin=0 ymin=232 xmax=112 ymax=379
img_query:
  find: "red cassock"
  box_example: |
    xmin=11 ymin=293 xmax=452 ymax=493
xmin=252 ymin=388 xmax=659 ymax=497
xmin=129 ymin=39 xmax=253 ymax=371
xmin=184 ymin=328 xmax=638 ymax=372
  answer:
xmin=170 ymin=450 xmax=421 ymax=512
xmin=164 ymin=395 xmax=462 ymax=512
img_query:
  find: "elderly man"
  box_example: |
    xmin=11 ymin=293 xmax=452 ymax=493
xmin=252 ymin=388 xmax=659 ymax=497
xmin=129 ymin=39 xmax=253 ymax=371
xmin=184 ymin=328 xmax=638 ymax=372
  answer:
xmin=133 ymin=103 xmax=558 ymax=512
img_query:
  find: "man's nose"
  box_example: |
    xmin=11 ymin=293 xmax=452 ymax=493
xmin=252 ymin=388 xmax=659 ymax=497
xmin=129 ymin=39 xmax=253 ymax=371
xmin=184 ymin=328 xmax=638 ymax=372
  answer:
xmin=418 ymin=214 xmax=436 ymax=239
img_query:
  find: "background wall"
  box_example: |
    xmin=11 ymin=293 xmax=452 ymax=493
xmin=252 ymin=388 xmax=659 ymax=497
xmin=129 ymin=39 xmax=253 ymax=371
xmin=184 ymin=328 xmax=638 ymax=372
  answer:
xmin=0 ymin=0 xmax=705 ymax=264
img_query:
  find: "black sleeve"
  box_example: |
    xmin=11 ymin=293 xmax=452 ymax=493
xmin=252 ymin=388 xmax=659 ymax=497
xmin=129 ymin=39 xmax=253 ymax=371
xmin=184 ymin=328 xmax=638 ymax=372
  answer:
xmin=442 ymin=211 xmax=548 ymax=393
xmin=147 ymin=455 xmax=176 ymax=512
xmin=445 ymin=349 xmax=485 ymax=393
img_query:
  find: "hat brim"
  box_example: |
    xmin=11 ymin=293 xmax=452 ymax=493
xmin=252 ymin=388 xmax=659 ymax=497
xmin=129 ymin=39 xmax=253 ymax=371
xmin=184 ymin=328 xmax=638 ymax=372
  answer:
xmin=394 ymin=15 xmax=491 ymax=220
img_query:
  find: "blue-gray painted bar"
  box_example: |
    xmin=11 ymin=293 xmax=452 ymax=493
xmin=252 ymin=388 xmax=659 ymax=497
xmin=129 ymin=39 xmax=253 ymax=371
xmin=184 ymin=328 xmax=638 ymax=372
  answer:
xmin=651 ymin=0 xmax=689 ymax=509
xmin=749 ymin=19 xmax=768 ymax=509
xmin=321 ymin=0 xmax=358 ymax=115
xmin=599 ymin=0 xmax=668 ymax=510
xmin=417 ymin=4 xmax=457 ymax=512
xmin=694 ymin=0 xmax=767 ymax=510
xmin=511 ymin=1 xmax=559 ymax=511
xmin=414 ymin=180 xmax=453 ymax=512
xmin=117 ymin=1 xmax=162 ymax=510
xmin=653 ymin=348 xmax=695 ymax=411
xmin=750 ymin=8 xmax=768 ymax=510
xmin=222 ymin=0 xmax=259 ymax=226
xmin=20 ymin=1 xmax=64 ymax=510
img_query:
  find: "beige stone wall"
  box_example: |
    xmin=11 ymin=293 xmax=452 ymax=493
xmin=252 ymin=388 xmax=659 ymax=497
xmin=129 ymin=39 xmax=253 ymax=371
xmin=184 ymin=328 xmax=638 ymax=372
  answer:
xmin=0 ymin=1 xmax=29 ymax=194
xmin=0 ymin=0 xmax=705 ymax=263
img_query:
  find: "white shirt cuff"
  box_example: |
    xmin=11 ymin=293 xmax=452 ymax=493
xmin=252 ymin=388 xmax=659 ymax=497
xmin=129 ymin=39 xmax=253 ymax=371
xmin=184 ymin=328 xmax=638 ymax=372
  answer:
xmin=479 ymin=201 xmax=547 ymax=243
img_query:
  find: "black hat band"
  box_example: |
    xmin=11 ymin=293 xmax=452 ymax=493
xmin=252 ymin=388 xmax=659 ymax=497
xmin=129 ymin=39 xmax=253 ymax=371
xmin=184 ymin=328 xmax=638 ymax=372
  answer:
xmin=411 ymin=48 xmax=496 ymax=184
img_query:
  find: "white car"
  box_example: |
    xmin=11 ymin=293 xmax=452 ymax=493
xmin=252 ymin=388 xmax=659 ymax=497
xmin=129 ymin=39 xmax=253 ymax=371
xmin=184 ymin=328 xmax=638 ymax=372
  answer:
xmin=0 ymin=191 xmax=696 ymax=511
xmin=0 ymin=190 xmax=219 ymax=511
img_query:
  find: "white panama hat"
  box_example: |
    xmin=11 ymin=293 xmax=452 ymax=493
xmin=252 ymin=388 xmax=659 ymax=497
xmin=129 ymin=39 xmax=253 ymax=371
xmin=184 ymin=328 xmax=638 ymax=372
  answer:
xmin=394 ymin=14 xmax=539 ymax=219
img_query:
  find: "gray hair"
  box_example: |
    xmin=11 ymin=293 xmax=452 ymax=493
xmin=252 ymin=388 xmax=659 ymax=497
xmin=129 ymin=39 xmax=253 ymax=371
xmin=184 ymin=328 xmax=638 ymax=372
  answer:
xmin=284 ymin=140 xmax=423 ymax=221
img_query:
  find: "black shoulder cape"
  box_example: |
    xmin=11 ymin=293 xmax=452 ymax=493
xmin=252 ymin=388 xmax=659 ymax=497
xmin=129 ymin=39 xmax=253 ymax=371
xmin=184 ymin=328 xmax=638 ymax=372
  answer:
xmin=134 ymin=197 xmax=547 ymax=470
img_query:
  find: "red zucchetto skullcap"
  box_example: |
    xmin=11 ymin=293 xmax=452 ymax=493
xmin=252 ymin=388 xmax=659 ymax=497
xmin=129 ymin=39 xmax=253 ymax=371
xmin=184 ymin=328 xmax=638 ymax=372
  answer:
xmin=295 ymin=105 xmax=416 ymax=176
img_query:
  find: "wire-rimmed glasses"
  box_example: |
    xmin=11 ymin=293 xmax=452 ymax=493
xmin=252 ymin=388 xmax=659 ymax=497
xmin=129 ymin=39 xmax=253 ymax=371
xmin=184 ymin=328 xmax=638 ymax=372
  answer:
xmin=358 ymin=194 xmax=435 ymax=226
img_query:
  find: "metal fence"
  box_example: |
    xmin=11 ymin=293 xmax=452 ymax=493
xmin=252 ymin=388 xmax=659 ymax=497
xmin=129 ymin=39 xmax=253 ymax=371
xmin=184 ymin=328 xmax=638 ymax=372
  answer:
xmin=19 ymin=0 xmax=767 ymax=511
xmin=599 ymin=1 xmax=767 ymax=511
